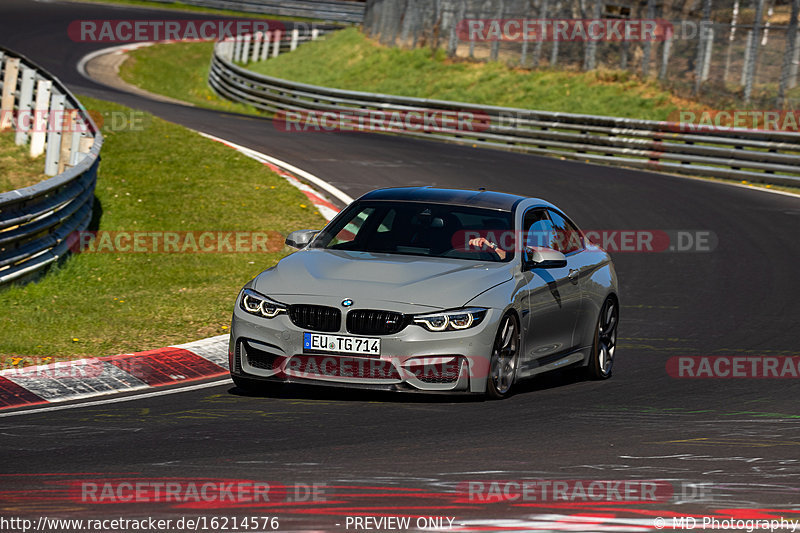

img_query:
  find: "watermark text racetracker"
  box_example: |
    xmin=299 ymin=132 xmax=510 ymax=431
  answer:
xmin=73 ymin=479 xmax=327 ymax=504
xmin=667 ymin=356 xmax=800 ymax=379
xmin=458 ymin=18 xmax=673 ymax=42
xmin=457 ymin=19 xmax=719 ymax=42
xmin=274 ymin=109 xmax=490 ymax=134
xmin=458 ymin=479 xmax=711 ymax=503
xmin=0 ymin=109 xmax=147 ymax=133
xmin=673 ymin=110 xmax=800 ymax=133
xmin=67 ymin=19 xmax=287 ymax=42
xmin=67 ymin=231 xmax=284 ymax=254
xmin=460 ymin=480 xmax=672 ymax=502
xmin=456 ymin=229 xmax=717 ymax=253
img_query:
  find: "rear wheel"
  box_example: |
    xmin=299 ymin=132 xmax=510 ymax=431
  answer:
xmin=486 ymin=313 xmax=520 ymax=400
xmin=587 ymin=296 xmax=618 ymax=379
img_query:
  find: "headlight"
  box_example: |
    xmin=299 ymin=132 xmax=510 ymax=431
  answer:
xmin=240 ymin=288 xmax=287 ymax=319
xmin=413 ymin=308 xmax=487 ymax=332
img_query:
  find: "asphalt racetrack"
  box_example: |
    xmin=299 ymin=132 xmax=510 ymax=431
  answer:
xmin=1 ymin=1 xmax=799 ymax=530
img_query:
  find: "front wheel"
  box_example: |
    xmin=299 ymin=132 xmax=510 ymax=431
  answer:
xmin=586 ymin=296 xmax=618 ymax=380
xmin=486 ymin=313 xmax=520 ymax=400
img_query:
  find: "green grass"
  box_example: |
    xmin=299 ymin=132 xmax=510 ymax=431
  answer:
xmin=0 ymin=96 xmax=326 ymax=362
xmin=119 ymin=41 xmax=258 ymax=114
xmin=0 ymin=132 xmax=45 ymax=193
xmin=120 ymin=29 xmax=692 ymax=121
xmin=246 ymin=28 xmax=690 ymax=121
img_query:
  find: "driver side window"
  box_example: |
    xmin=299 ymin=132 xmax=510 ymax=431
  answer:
xmin=548 ymin=209 xmax=584 ymax=254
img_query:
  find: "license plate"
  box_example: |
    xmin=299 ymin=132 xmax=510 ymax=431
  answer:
xmin=303 ymin=332 xmax=381 ymax=356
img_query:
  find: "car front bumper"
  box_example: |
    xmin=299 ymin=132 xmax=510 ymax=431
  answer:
xmin=228 ymin=300 xmax=500 ymax=394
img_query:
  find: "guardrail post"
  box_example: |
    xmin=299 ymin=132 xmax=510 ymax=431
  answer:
xmin=291 ymin=28 xmax=300 ymax=51
xmin=0 ymin=57 xmax=20 ymax=131
xmin=311 ymin=28 xmax=320 ymax=41
xmin=69 ymin=126 xmax=83 ymax=166
xmin=15 ymin=67 xmax=35 ymax=145
xmin=233 ymin=36 xmax=243 ymax=63
xmin=30 ymin=78 xmax=51 ymax=158
xmin=58 ymin=108 xmax=77 ymax=174
xmin=241 ymin=34 xmax=251 ymax=65
xmin=252 ymin=32 xmax=262 ymax=63
xmin=266 ymin=31 xmax=272 ymax=61
xmin=45 ymin=91 xmax=66 ymax=176
xmin=272 ymin=31 xmax=282 ymax=58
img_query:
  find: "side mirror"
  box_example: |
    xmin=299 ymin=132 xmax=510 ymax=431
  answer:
xmin=285 ymin=229 xmax=319 ymax=249
xmin=524 ymin=247 xmax=567 ymax=269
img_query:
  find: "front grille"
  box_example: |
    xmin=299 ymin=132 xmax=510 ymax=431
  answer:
xmin=287 ymin=355 xmax=401 ymax=380
xmin=288 ymin=304 xmax=341 ymax=332
xmin=347 ymin=310 xmax=407 ymax=335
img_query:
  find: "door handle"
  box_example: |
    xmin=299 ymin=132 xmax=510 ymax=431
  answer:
xmin=568 ymin=269 xmax=580 ymax=283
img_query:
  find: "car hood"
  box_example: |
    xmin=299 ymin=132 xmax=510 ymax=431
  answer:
xmin=252 ymin=248 xmax=514 ymax=311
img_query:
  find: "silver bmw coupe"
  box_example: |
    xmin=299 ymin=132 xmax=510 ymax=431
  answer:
xmin=229 ymin=187 xmax=618 ymax=399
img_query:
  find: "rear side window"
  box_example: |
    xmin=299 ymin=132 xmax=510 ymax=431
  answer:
xmin=548 ymin=210 xmax=584 ymax=254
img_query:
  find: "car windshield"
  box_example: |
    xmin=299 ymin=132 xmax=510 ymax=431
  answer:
xmin=311 ymin=201 xmax=515 ymax=262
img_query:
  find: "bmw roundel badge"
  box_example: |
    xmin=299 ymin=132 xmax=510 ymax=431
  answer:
xmin=342 ymin=299 xmax=354 ymax=307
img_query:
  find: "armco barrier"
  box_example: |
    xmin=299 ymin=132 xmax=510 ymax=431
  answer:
xmin=0 ymin=47 xmax=103 ymax=288
xmin=144 ymin=0 xmax=365 ymax=23
xmin=220 ymin=27 xmax=325 ymax=65
xmin=208 ymin=38 xmax=800 ymax=187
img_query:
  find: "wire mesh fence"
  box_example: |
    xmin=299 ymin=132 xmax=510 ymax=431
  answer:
xmin=363 ymin=0 xmax=800 ymax=108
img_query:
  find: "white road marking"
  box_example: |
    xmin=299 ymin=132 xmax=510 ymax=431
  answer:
xmin=0 ymin=379 xmax=231 ymax=418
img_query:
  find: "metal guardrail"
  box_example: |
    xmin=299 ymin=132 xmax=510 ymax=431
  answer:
xmin=208 ymin=39 xmax=800 ymax=188
xmin=0 ymin=47 xmax=103 ymax=288
xmin=220 ymin=27 xmax=324 ymax=64
xmin=145 ymin=0 xmax=365 ymax=23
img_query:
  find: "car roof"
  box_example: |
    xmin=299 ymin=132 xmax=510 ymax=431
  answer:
xmin=358 ymin=187 xmax=536 ymax=211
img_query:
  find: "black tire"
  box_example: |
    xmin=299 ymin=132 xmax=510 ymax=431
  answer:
xmin=486 ymin=313 xmax=521 ymax=400
xmin=586 ymin=296 xmax=618 ymax=380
